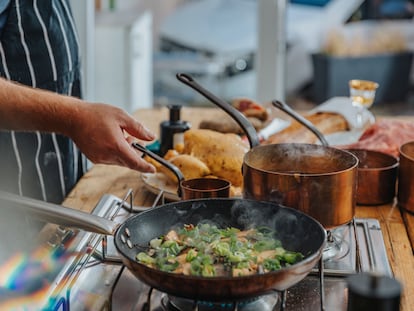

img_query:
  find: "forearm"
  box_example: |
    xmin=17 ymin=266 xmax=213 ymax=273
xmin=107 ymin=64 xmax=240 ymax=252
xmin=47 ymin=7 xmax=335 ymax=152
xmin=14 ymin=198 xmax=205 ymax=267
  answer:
xmin=0 ymin=78 xmax=84 ymax=136
xmin=0 ymin=78 xmax=157 ymax=172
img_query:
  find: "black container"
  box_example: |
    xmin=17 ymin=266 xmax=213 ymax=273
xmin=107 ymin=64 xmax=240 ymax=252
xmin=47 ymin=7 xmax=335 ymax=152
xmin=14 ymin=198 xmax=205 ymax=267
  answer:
xmin=159 ymin=105 xmax=191 ymax=156
xmin=312 ymin=51 xmax=413 ymax=104
xmin=347 ymin=273 xmax=402 ymax=311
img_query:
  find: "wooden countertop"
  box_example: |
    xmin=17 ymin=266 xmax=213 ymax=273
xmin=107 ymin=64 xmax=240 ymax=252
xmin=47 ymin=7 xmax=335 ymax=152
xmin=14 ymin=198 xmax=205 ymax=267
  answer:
xmin=43 ymin=107 xmax=414 ymax=310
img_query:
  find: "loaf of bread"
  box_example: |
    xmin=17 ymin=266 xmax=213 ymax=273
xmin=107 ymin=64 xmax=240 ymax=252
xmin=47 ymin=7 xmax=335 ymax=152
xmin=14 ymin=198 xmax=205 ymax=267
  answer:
xmin=264 ymin=112 xmax=349 ymax=144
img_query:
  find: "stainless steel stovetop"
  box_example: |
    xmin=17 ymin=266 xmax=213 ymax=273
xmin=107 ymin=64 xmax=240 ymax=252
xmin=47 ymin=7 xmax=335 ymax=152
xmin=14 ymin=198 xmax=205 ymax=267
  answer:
xmin=40 ymin=191 xmax=392 ymax=311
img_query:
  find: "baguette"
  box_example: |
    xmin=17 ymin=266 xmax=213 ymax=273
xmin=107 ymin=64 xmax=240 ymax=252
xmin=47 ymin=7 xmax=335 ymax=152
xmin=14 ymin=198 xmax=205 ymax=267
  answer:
xmin=264 ymin=112 xmax=349 ymax=144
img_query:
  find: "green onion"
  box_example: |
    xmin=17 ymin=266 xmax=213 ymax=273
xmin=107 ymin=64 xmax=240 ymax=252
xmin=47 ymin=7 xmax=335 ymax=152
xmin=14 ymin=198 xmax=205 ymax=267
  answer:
xmin=136 ymin=252 xmax=155 ymax=265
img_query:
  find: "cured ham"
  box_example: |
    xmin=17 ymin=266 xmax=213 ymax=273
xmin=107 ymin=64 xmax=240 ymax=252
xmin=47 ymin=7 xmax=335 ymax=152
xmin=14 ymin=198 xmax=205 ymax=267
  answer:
xmin=339 ymin=119 xmax=414 ymax=157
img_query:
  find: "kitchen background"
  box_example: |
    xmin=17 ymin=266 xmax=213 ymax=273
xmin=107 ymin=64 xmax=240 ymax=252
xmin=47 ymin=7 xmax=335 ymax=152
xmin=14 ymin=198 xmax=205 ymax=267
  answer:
xmin=0 ymin=2 xmax=412 ymax=309
xmin=71 ymin=0 xmax=414 ymax=115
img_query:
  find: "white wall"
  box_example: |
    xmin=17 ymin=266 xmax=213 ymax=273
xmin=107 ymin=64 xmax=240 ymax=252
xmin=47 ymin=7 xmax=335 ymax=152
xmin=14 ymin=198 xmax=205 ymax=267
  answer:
xmin=96 ymin=0 xmax=191 ymax=50
xmin=70 ymin=0 xmax=95 ymax=101
xmin=71 ymin=0 xmax=195 ymax=108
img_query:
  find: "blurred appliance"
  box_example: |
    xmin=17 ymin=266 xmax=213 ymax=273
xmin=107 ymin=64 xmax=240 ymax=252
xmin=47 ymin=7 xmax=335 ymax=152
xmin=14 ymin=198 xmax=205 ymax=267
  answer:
xmin=94 ymin=10 xmax=153 ymax=112
xmin=153 ymin=0 xmax=364 ymax=104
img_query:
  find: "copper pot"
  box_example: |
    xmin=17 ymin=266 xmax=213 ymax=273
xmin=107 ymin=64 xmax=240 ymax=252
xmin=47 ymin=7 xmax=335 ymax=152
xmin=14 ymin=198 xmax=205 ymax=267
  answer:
xmin=397 ymin=141 xmax=414 ymax=213
xmin=176 ymin=74 xmax=358 ymax=228
xmin=346 ymin=149 xmax=399 ymax=205
xmin=242 ymin=143 xmax=359 ymax=229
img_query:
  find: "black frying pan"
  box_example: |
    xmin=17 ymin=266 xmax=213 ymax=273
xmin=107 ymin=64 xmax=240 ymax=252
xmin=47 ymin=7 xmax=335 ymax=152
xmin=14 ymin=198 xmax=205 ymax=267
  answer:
xmin=1 ymin=191 xmax=326 ymax=301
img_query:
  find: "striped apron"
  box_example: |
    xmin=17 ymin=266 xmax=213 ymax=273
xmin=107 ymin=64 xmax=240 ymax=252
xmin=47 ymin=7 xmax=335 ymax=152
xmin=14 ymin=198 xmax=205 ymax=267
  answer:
xmin=0 ymin=0 xmax=84 ymax=204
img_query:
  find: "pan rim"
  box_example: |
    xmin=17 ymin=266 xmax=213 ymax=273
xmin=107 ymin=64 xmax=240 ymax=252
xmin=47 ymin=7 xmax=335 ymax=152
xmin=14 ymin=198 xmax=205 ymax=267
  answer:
xmin=114 ymin=198 xmax=327 ymax=281
xmin=244 ymin=143 xmax=359 ymax=176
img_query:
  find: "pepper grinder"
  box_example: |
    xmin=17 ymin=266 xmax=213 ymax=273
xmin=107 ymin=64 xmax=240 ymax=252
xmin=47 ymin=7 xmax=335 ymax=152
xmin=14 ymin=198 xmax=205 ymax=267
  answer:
xmin=347 ymin=272 xmax=402 ymax=311
xmin=159 ymin=105 xmax=191 ymax=156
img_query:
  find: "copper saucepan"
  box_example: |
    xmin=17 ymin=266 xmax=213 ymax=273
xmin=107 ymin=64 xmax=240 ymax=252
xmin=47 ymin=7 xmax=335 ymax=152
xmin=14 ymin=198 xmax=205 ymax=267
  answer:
xmin=346 ymin=149 xmax=399 ymax=206
xmin=177 ymin=73 xmax=359 ymax=229
xmin=242 ymin=143 xmax=358 ymax=229
xmin=132 ymin=143 xmax=231 ymax=200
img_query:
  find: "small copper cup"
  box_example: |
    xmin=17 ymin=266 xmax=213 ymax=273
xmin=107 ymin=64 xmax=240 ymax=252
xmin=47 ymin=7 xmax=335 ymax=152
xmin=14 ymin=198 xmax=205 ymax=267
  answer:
xmin=397 ymin=141 xmax=414 ymax=213
xmin=180 ymin=178 xmax=231 ymax=200
xmin=347 ymin=149 xmax=399 ymax=205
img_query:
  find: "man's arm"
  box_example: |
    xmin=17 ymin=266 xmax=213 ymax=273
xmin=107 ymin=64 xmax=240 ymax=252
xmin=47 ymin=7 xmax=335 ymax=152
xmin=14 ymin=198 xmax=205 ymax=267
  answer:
xmin=0 ymin=78 xmax=156 ymax=172
xmin=0 ymin=78 xmax=80 ymax=133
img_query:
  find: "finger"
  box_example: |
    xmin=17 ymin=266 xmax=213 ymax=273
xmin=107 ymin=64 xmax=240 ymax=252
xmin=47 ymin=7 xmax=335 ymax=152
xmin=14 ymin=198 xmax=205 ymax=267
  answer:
xmin=119 ymin=140 xmax=156 ymax=173
xmin=123 ymin=118 xmax=156 ymax=142
xmin=125 ymin=136 xmax=144 ymax=156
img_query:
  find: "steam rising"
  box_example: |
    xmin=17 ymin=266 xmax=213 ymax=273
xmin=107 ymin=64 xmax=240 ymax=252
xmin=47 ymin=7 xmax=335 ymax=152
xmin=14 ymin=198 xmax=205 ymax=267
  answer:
xmin=229 ymin=200 xmax=308 ymax=251
xmin=168 ymin=199 xmax=320 ymax=254
xmin=245 ymin=143 xmax=358 ymax=174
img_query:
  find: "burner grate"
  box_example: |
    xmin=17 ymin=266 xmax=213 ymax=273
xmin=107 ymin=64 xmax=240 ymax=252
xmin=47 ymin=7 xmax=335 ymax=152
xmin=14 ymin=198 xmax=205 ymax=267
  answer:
xmin=161 ymin=293 xmax=279 ymax=311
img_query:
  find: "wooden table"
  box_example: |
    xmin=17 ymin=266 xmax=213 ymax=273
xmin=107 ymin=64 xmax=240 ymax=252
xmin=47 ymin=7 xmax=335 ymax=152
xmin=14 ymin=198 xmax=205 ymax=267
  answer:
xmin=42 ymin=107 xmax=414 ymax=310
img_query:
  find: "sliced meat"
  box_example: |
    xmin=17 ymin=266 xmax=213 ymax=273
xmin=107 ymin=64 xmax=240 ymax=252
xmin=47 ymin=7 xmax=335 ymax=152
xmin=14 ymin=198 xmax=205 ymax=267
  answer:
xmin=339 ymin=119 xmax=414 ymax=157
xmin=232 ymin=97 xmax=269 ymax=121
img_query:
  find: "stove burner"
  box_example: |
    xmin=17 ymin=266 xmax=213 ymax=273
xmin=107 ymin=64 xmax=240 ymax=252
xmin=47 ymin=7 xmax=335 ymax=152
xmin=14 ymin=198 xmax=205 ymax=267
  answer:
xmin=161 ymin=294 xmax=279 ymax=311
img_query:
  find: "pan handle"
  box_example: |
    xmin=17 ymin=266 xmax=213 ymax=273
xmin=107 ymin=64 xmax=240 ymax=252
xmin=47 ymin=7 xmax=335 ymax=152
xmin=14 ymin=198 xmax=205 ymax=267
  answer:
xmin=0 ymin=190 xmax=118 ymax=235
xmin=271 ymin=100 xmax=329 ymax=147
xmin=132 ymin=142 xmax=183 ymax=198
xmin=176 ymin=73 xmax=260 ymax=148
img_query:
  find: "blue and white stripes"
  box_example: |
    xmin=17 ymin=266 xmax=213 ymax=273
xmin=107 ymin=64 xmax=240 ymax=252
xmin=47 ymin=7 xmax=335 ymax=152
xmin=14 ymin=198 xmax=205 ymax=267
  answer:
xmin=0 ymin=0 xmax=83 ymax=203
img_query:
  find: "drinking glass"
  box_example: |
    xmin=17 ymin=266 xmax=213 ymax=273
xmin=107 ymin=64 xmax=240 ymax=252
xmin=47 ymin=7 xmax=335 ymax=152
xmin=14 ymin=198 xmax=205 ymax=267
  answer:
xmin=349 ymin=79 xmax=379 ymax=129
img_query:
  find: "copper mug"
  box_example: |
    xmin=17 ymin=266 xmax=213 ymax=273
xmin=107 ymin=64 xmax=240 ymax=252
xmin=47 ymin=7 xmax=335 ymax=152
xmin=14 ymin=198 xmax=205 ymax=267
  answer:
xmin=398 ymin=141 xmax=414 ymax=213
xmin=181 ymin=178 xmax=231 ymax=200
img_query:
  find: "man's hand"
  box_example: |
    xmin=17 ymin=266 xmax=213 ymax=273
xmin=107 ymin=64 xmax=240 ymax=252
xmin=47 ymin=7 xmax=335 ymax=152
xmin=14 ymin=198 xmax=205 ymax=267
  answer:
xmin=68 ymin=102 xmax=156 ymax=173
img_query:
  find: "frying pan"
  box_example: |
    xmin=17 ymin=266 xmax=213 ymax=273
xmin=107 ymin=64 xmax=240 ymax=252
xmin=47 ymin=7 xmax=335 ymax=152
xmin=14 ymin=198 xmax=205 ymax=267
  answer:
xmin=0 ymin=190 xmax=326 ymax=301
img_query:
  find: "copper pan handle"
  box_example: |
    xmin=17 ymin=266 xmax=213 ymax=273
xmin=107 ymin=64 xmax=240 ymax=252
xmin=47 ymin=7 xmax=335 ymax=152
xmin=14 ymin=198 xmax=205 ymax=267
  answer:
xmin=271 ymin=100 xmax=329 ymax=147
xmin=132 ymin=142 xmax=183 ymax=197
xmin=176 ymin=73 xmax=260 ymax=148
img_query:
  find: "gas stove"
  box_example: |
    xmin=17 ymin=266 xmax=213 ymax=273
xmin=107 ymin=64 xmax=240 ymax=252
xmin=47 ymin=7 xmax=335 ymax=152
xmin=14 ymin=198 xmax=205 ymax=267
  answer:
xmin=37 ymin=191 xmax=392 ymax=311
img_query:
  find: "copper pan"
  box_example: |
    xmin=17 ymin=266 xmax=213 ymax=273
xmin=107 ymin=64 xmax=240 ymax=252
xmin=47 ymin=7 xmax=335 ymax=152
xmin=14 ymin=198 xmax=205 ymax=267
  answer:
xmin=132 ymin=143 xmax=230 ymax=200
xmin=176 ymin=73 xmax=359 ymax=229
xmin=242 ymin=143 xmax=358 ymax=229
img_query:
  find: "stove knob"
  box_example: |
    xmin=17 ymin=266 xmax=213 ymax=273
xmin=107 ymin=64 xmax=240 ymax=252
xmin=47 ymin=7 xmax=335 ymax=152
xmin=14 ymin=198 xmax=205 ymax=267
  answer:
xmin=347 ymin=272 xmax=402 ymax=311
